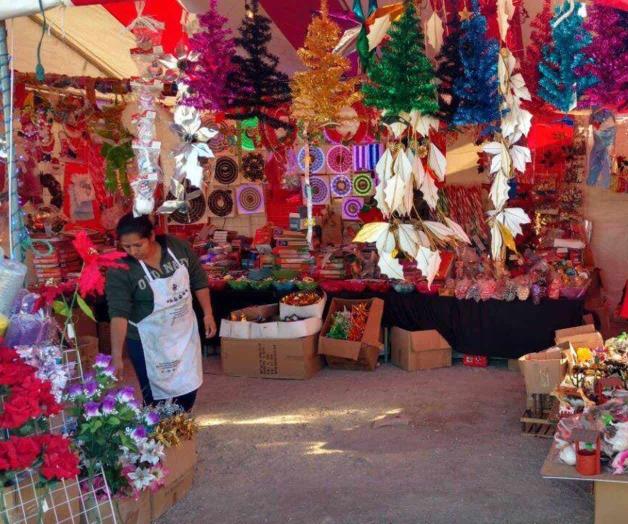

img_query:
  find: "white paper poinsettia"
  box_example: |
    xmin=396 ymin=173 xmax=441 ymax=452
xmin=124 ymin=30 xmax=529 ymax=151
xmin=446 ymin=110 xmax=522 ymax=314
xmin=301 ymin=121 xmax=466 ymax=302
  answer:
xmin=428 ymin=143 xmax=447 ymax=181
xmin=489 ymin=172 xmax=510 ymax=211
xmin=386 ymin=121 xmax=408 ymax=139
xmin=400 ymin=110 xmax=439 ymax=137
xmin=353 ymin=222 xmax=395 ymax=253
xmin=374 ymin=149 xmax=394 ymax=216
xmin=416 ymin=246 xmax=441 ymax=288
xmin=425 ymin=11 xmax=444 ymax=53
xmin=420 ymin=173 xmax=439 ymax=211
xmin=498 ymin=48 xmax=533 ymax=145
xmin=444 ymin=218 xmax=471 ymax=244
xmin=368 ymin=14 xmax=392 ymax=51
xmin=488 ymin=207 xmax=530 ymax=237
xmin=378 ymin=252 xmax=405 ymax=280
xmin=386 ymin=150 xmax=414 ymax=215
xmin=483 ymin=141 xmax=512 ymax=182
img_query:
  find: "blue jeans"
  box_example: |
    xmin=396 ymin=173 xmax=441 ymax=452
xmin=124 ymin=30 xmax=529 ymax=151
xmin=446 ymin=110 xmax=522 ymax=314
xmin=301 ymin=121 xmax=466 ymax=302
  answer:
xmin=126 ymin=338 xmax=198 ymax=412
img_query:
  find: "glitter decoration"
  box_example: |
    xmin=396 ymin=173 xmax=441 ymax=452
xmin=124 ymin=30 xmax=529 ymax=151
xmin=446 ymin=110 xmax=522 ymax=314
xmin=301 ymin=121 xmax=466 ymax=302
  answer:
xmin=330 ymin=174 xmax=352 ymax=198
xmin=341 ymin=197 xmax=364 ymax=220
xmin=242 ymin=152 xmax=266 ymax=182
xmin=297 ymin=145 xmax=325 ymax=173
xmin=302 ymin=175 xmax=330 ymax=205
xmin=352 ymin=173 xmax=374 ymax=196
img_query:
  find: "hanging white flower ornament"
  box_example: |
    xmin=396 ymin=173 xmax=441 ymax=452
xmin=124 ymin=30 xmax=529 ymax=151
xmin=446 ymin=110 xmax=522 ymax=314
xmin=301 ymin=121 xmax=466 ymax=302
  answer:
xmin=159 ymin=43 xmax=200 ymax=83
xmin=171 ymin=105 xmax=218 ymax=188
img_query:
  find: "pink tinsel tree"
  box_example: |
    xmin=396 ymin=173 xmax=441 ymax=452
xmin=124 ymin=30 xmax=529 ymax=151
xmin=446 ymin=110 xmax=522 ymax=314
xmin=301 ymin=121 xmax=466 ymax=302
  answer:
xmin=183 ymin=0 xmax=236 ymax=111
xmin=583 ymin=5 xmax=628 ymax=110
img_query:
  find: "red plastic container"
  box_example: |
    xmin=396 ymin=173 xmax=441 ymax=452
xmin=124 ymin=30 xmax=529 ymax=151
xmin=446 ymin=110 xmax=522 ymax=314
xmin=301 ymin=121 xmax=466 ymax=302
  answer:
xmin=343 ymin=280 xmax=367 ymax=293
xmin=463 ymin=355 xmax=489 ymax=367
xmin=319 ymin=280 xmax=345 ymax=293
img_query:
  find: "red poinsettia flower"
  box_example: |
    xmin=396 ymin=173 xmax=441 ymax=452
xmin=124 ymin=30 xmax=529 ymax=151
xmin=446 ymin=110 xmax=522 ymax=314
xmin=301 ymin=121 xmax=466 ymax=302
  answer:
xmin=72 ymin=231 xmax=127 ymax=297
xmin=10 ymin=436 xmax=42 ymax=470
xmin=33 ymin=280 xmax=78 ymax=312
xmin=39 ymin=435 xmax=80 ymax=480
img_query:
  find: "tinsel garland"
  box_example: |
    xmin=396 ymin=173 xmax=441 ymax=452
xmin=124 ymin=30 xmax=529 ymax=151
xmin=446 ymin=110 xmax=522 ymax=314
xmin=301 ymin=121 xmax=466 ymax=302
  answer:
xmin=451 ymin=0 xmax=500 ymax=126
xmin=362 ymin=2 xmax=438 ymax=118
xmin=583 ymin=5 xmax=628 ymax=110
xmin=184 ymin=0 xmax=236 ymax=111
xmin=537 ymin=1 xmax=597 ymax=113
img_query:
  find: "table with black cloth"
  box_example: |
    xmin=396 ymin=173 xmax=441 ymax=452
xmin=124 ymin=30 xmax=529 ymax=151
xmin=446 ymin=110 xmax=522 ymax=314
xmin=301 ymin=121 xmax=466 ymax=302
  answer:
xmin=208 ymin=288 xmax=585 ymax=359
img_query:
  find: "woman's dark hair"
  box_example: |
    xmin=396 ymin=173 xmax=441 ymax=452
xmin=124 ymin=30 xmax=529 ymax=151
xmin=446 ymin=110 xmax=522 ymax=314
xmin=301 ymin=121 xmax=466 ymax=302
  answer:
xmin=116 ymin=213 xmax=154 ymax=239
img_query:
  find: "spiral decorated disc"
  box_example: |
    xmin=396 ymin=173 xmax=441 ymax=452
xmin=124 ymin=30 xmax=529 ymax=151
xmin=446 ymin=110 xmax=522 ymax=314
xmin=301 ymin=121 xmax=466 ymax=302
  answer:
xmin=327 ymin=145 xmax=353 ymax=174
xmin=236 ymin=184 xmax=265 ymax=215
xmin=342 ymin=197 xmax=364 ymax=221
xmin=302 ymin=175 xmax=330 ymax=205
xmin=352 ymin=173 xmax=374 ymax=196
xmin=207 ymin=189 xmax=234 ymax=217
xmin=213 ymin=156 xmax=239 ymax=185
xmin=297 ymin=145 xmax=324 ymax=173
xmin=168 ymin=187 xmax=206 ymax=224
xmin=330 ymin=174 xmax=352 ymax=198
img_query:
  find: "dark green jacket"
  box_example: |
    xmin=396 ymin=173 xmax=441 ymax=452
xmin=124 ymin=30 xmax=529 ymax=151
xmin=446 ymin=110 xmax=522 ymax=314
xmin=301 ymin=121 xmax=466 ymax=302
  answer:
xmin=105 ymin=235 xmax=208 ymax=341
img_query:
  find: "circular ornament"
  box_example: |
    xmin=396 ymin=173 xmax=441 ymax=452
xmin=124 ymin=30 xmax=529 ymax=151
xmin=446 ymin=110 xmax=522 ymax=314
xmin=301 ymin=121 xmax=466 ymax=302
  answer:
xmin=326 ymin=145 xmax=353 ymax=174
xmin=242 ymin=152 xmax=266 ymax=182
xmin=207 ymin=189 xmax=234 ymax=217
xmin=213 ymin=156 xmax=238 ymax=185
xmin=352 ymin=173 xmax=374 ymax=196
xmin=330 ymin=174 xmax=352 ymax=198
xmin=297 ymin=145 xmax=324 ymax=173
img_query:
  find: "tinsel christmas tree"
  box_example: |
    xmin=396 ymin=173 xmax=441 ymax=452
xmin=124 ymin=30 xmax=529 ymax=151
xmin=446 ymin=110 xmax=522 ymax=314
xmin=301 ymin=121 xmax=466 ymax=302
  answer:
xmin=435 ymin=11 xmax=463 ymax=123
xmin=537 ymin=1 xmax=597 ymax=113
xmin=451 ymin=0 xmax=500 ymax=126
xmin=523 ymin=0 xmax=553 ymax=104
xmin=184 ymin=0 xmax=236 ymax=111
xmin=225 ymin=0 xmax=292 ymax=126
xmin=583 ymin=5 xmax=628 ymax=110
xmin=362 ymin=1 xmax=438 ymax=118
xmin=291 ymin=0 xmax=362 ymax=131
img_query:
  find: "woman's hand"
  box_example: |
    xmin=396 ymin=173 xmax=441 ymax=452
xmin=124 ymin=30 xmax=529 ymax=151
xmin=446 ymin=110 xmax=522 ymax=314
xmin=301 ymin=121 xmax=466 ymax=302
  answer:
xmin=204 ymin=314 xmax=217 ymax=339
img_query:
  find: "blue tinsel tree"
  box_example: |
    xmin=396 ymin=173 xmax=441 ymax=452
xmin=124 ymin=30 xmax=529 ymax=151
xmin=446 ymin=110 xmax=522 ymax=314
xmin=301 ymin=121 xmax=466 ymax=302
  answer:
xmin=537 ymin=1 xmax=597 ymax=113
xmin=451 ymin=0 xmax=500 ymax=126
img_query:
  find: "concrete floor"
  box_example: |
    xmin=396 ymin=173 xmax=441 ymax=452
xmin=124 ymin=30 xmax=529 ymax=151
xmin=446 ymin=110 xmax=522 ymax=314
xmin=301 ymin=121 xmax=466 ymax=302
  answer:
xmin=156 ymin=359 xmax=594 ymax=524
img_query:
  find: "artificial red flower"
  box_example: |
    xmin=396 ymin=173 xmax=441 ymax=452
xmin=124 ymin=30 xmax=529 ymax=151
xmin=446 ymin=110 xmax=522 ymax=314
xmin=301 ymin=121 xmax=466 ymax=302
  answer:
xmin=0 ymin=441 xmax=17 ymax=471
xmin=10 ymin=436 xmax=42 ymax=470
xmin=0 ymin=361 xmax=33 ymax=386
xmin=33 ymin=280 xmax=78 ymax=311
xmin=72 ymin=231 xmax=127 ymax=297
xmin=40 ymin=436 xmax=79 ymax=480
xmin=0 ymin=393 xmax=42 ymax=429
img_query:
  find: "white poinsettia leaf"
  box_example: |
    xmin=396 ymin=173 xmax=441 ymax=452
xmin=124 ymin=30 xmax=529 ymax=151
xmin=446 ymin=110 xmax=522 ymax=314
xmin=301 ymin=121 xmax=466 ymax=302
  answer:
xmin=497 ymin=0 xmax=515 ymax=42
xmin=428 ymin=143 xmax=447 ymax=181
xmin=420 ymin=174 xmax=439 ymax=210
xmin=367 ymin=14 xmax=392 ymax=51
xmin=353 ymin=222 xmax=391 ymax=250
xmin=423 ymin=220 xmax=453 ymax=241
xmin=425 ymin=11 xmax=444 ymax=53
xmin=510 ymin=145 xmax=531 ymax=173
xmin=402 ymin=110 xmax=439 ymax=137
xmin=445 ymin=218 xmax=471 ymax=244
xmin=489 ymin=172 xmax=510 ymax=210
xmin=499 ymin=207 xmax=530 ymax=237
xmin=375 ymin=149 xmax=394 ymax=183
xmin=374 ymin=179 xmax=391 ymax=217
xmin=510 ymin=73 xmax=531 ymax=101
xmin=397 ymin=223 xmax=420 ymax=258
xmin=490 ymin=222 xmax=503 ymax=260
xmin=416 ymin=246 xmax=441 ymax=288
xmin=387 ymin=121 xmax=408 ymax=139
xmin=418 ymin=230 xmax=430 ymax=247
xmin=173 ymin=105 xmax=202 ymax=135
xmin=482 ymin=142 xmax=503 ymax=156
xmin=490 ymin=153 xmax=502 ymax=176
xmin=193 ymin=142 xmax=214 ymax=158
xmin=378 ymin=252 xmax=405 ymax=280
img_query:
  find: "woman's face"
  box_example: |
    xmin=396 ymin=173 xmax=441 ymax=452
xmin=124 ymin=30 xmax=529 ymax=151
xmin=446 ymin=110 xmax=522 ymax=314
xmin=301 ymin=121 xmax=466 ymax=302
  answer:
xmin=119 ymin=232 xmax=155 ymax=261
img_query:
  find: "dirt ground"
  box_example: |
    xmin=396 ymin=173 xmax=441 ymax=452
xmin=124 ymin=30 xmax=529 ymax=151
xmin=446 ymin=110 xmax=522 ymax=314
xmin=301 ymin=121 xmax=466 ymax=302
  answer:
xmin=153 ymin=359 xmax=593 ymax=524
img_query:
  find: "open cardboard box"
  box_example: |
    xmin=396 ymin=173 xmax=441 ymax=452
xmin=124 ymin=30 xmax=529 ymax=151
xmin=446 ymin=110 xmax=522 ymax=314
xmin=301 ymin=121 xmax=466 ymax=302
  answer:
xmin=279 ymin=292 xmax=327 ymax=320
xmin=221 ymin=335 xmax=322 ymax=379
xmin=318 ymin=298 xmax=384 ymax=371
xmin=518 ymin=346 xmax=568 ymax=396
xmin=390 ymin=328 xmax=452 ymax=371
xmin=219 ymin=304 xmax=322 ymax=339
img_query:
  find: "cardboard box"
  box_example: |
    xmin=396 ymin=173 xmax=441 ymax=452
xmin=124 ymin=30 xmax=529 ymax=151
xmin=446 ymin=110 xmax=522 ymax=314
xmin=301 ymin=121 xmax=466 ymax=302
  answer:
xmin=518 ymin=347 xmax=568 ymax=395
xmin=318 ymin=298 xmax=384 ymax=371
xmin=390 ymin=328 xmax=452 ymax=371
xmin=0 ymin=477 xmax=81 ymax=524
xmin=219 ymin=304 xmax=322 ymax=339
xmin=554 ymin=323 xmax=598 ymax=346
xmin=151 ymin=436 xmax=197 ymax=520
xmin=114 ymin=491 xmax=151 ymax=524
xmin=221 ymin=335 xmax=322 ymax=379
xmin=279 ymin=292 xmax=326 ymax=320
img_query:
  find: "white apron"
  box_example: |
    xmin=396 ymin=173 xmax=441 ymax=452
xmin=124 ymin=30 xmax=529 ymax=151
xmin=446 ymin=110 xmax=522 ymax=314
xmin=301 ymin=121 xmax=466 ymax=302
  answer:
xmin=130 ymin=248 xmax=203 ymax=400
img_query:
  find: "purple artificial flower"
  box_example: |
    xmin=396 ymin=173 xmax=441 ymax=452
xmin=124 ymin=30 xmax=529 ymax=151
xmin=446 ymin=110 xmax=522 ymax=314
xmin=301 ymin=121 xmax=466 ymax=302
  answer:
xmin=127 ymin=399 xmax=141 ymax=413
xmin=131 ymin=426 xmax=148 ymax=441
xmin=117 ymin=386 xmax=136 ymax=404
xmin=144 ymin=411 xmax=160 ymax=426
xmin=66 ymin=383 xmax=83 ymax=399
xmin=93 ymin=353 xmax=112 ymax=369
xmin=83 ymin=380 xmax=99 ymax=398
xmin=84 ymin=401 xmax=100 ymax=419
xmin=100 ymin=365 xmax=117 ymax=380
xmin=101 ymin=396 xmax=117 ymax=415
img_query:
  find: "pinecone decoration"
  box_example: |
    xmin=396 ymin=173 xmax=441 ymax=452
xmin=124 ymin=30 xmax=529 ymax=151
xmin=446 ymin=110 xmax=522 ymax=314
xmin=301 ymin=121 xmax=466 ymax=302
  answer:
xmin=466 ymin=282 xmax=481 ymax=302
xmin=517 ymin=284 xmax=530 ymax=301
xmin=503 ymin=280 xmax=517 ymax=302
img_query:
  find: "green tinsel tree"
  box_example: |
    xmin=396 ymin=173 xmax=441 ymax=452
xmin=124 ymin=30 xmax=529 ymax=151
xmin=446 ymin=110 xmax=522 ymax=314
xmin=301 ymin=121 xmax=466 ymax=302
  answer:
xmin=362 ymin=2 xmax=438 ymax=119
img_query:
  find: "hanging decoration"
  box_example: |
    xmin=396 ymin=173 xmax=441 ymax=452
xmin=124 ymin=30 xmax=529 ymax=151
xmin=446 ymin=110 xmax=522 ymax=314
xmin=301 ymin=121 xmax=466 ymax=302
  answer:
xmin=225 ymin=0 xmax=292 ymax=128
xmin=425 ymin=10 xmax=444 ymax=54
xmin=236 ymin=184 xmax=266 ymax=215
xmin=352 ymin=143 xmax=383 ymax=171
xmin=167 ymin=185 xmax=207 ymax=224
xmin=583 ymin=4 xmax=628 ymax=110
xmin=297 ymin=145 xmax=325 ymax=174
xmin=240 ymin=117 xmax=260 ymax=151
xmin=302 ymin=175 xmax=330 ymax=205
xmin=451 ymin=0 xmax=500 ymax=127
xmin=537 ymin=1 xmax=597 ymax=113
xmin=350 ymin=0 xmax=379 ymax=72
xmin=158 ymin=42 xmax=199 ymax=101
xmin=586 ymin=109 xmax=616 ymax=189
xmin=352 ymin=173 xmax=375 ymax=197
xmin=183 ymin=0 xmax=236 ymax=111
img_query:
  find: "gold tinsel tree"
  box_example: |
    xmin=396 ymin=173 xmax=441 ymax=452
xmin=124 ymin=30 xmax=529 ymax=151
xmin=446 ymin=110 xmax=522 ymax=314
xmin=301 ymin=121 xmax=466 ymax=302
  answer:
xmin=291 ymin=0 xmax=362 ymax=132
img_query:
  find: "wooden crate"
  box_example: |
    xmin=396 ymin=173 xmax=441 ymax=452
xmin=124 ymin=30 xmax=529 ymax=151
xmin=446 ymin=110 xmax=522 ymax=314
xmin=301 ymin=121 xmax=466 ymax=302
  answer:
xmin=521 ymin=398 xmax=559 ymax=439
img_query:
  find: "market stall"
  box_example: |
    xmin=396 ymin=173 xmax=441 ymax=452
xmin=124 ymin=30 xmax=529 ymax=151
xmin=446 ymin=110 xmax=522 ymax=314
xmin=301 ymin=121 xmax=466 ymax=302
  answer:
xmin=0 ymin=0 xmax=627 ymax=521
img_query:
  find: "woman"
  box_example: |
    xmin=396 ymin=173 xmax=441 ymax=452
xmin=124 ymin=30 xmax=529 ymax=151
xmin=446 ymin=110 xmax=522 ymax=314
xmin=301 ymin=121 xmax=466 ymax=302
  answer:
xmin=105 ymin=213 xmax=216 ymax=411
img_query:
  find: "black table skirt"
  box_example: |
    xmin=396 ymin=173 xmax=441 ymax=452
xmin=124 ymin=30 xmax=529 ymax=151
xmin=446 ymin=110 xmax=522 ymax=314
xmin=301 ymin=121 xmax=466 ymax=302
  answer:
xmin=209 ymin=288 xmax=585 ymax=359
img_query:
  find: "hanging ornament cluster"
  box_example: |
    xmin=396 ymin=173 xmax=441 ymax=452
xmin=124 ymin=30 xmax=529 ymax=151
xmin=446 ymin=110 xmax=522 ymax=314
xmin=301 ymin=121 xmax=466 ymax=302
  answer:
xmin=451 ymin=0 xmax=500 ymax=126
xmin=127 ymin=12 xmax=166 ymax=216
xmin=537 ymin=1 xmax=597 ymax=113
xmin=183 ymin=0 xmax=236 ymax=111
xmin=225 ymin=0 xmax=292 ymax=128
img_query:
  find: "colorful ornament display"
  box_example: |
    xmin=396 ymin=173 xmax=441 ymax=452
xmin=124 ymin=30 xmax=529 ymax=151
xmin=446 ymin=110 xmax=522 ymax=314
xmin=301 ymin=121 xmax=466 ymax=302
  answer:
xmin=537 ymin=1 xmax=597 ymax=113
xmin=291 ymin=0 xmax=362 ymax=132
xmin=207 ymin=188 xmax=235 ymax=217
xmin=330 ymin=174 xmax=352 ymax=198
xmin=184 ymin=0 xmax=236 ymax=111
xmin=342 ymin=197 xmax=364 ymax=221
xmin=225 ymin=0 xmax=292 ymax=127
xmin=297 ymin=145 xmax=325 ymax=173
xmin=213 ymin=156 xmax=239 ymax=185
xmin=452 ymin=0 xmax=500 ymax=126
xmin=236 ymin=184 xmax=265 ymax=215
xmin=352 ymin=143 xmax=383 ymax=171
xmin=352 ymin=172 xmax=374 ymax=196
xmin=362 ymin=2 xmax=438 ymax=119
xmin=303 ymin=175 xmax=330 ymax=205
xmin=326 ymin=144 xmax=353 ymax=174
